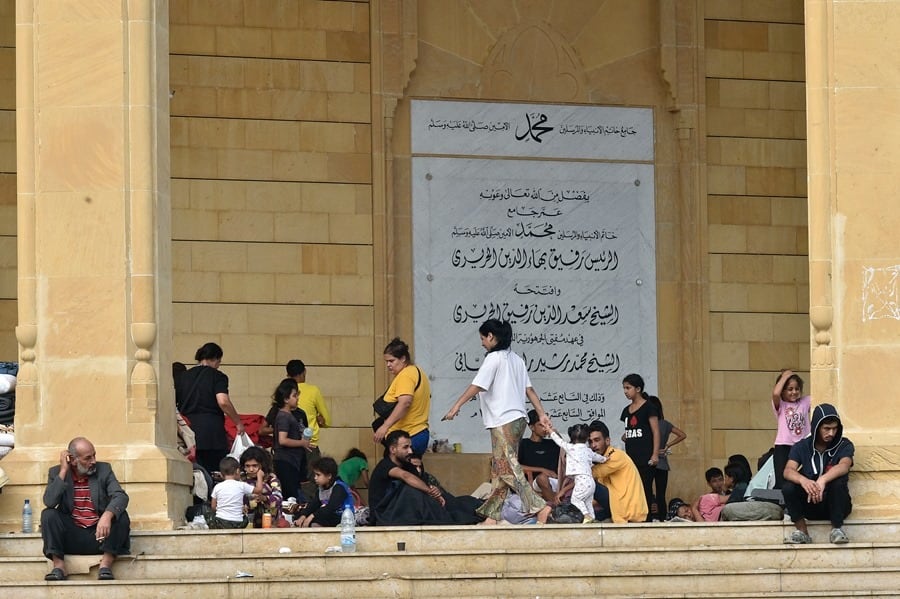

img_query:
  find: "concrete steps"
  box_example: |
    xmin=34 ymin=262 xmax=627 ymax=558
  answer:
xmin=2 ymin=520 xmax=899 ymax=597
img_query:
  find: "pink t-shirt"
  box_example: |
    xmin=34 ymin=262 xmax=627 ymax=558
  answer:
xmin=697 ymin=493 xmax=725 ymax=522
xmin=773 ymin=394 xmax=811 ymax=446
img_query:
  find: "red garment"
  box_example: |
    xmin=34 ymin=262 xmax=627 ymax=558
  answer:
xmin=225 ymin=414 xmax=268 ymax=447
xmin=72 ymin=476 xmax=99 ymax=528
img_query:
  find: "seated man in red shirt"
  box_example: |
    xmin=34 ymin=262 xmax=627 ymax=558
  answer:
xmin=41 ymin=437 xmax=130 ymax=581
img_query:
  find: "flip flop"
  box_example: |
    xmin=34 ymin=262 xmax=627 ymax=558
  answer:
xmin=98 ymin=566 xmax=115 ymax=580
xmin=44 ymin=567 xmax=67 ymax=581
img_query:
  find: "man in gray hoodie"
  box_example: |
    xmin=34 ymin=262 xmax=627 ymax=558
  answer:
xmin=783 ymin=403 xmax=854 ymax=544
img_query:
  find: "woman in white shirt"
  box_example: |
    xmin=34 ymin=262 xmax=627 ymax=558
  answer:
xmin=443 ymin=319 xmax=552 ymax=524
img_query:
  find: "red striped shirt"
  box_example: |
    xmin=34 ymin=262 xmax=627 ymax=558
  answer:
xmin=72 ymin=476 xmax=99 ymax=528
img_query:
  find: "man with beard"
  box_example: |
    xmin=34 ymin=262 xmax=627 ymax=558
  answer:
xmin=368 ymin=430 xmax=458 ymax=525
xmin=40 ymin=437 xmax=130 ymax=581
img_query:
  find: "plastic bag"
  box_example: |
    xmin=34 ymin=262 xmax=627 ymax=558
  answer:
xmin=227 ymin=432 xmax=253 ymax=460
xmin=549 ymin=502 xmax=584 ymax=524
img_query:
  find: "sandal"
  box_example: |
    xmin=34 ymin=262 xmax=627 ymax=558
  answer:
xmin=44 ymin=567 xmax=67 ymax=581
xmin=98 ymin=566 xmax=115 ymax=580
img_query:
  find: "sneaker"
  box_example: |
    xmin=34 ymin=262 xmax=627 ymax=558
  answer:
xmin=830 ymin=528 xmax=849 ymax=544
xmin=785 ymin=530 xmax=812 ymax=544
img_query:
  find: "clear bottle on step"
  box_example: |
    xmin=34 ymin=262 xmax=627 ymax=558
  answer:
xmin=22 ymin=498 xmax=33 ymax=533
xmin=340 ymin=499 xmax=356 ymax=553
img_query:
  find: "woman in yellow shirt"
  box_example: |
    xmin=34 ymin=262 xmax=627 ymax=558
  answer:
xmin=373 ymin=338 xmax=432 ymax=455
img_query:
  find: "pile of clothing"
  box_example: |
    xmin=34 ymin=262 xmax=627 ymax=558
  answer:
xmin=0 ymin=362 xmax=13 ymax=490
xmin=0 ymin=361 xmax=15 ymax=427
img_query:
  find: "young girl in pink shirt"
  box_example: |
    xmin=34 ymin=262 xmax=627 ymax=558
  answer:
xmin=771 ymin=369 xmax=811 ymax=489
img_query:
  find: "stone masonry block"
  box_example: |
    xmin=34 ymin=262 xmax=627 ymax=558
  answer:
xmin=705 ymin=20 xmax=769 ymax=51
xmin=216 ymin=88 xmax=276 ymax=119
xmin=745 ymin=225 xmax=802 ymax=254
xmin=722 ymin=313 xmax=775 ymax=342
xmin=219 ymin=272 xmax=275 ymax=303
xmin=708 ymin=224 xmax=748 ymax=253
xmin=303 ymin=305 xmax=373 ymax=336
xmin=743 ymin=50 xmax=805 ymax=82
xmin=220 ymin=334 xmax=277 ymax=364
xmin=710 ymin=342 xmax=750 ymax=370
xmin=715 ymin=79 xmax=770 ymax=109
xmin=273 ymin=214 xmax=330 ymax=243
xmin=709 ymin=283 xmax=749 ymax=312
xmin=169 ymin=24 xmax=216 ymax=55
xmin=328 ymin=214 xmax=373 ymax=244
xmin=768 ymin=23 xmax=805 ymax=53
xmin=330 ymin=275 xmax=374 ymax=305
xmin=214 ymin=26 xmax=273 ymax=57
xmin=186 ymin=0 xmax=244 ymax=26
xmin=708 ymin=196 xmax=772 ymax=226
xmin=274 ymin=273 xmax=333 ymax=303
xmin=243 ymin=0 xmax=300 ymax=29
xmin=748 ymin=284 xmax=800 ymax=313
xmin=711 ymin=399 xmax=751 ymax=429
xmin=246 ymin=305 xmax=306 ymax=335
xmin=720 ymin=255 xmax=774 ymax=284
xmin=745 ymin=167 xmax=802 ymax=197
xmin=189 ymin=179 xmax=247 ymax=211
xmin=189 ymin=242 xmax=248 ymax=272
xmin=190 ymin=303 xmax=249 ymax=335
xmin=324 ymin=31 xmax=370 ymax=62
xmin=748 ymin=342 xmax=802 ymax=371
xmin=246 ymin=244 xmax=302 ymax=273
xmin=216 ymin=149 xmax=274 ymax=180
xmin=271 ymin=29 xmax=327 ymax=60
xmin=172 ymin=208 xmax=219 ymax=240
xmin=272 ymin=151 xmax=329 ymax=182
xmin=704 ymin=0 xmax=804 ymax=24
xmin=706 ymin=48 xmax=743 ymax=79
xmin=707 ymin=165 xmax=746 ymax=196
xmin=245 ymin=120 xmax=300 ymax=152
xmin=173 ymin=272 xmax=221 ymax=302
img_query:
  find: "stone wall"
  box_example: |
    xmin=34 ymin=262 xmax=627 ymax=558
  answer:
xmin=168 ymin=0 xmax=377 ymax=457
xmin=704 ymin=0 xmax=810 ymax=467
xmin=0 ymin=0 xmax=15 ymax=360
xmin=0 ymin=1 xmax=813 ymax=508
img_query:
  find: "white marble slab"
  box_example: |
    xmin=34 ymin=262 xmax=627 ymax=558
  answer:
xmin=413 ymin=156 xmax=657 ymax=453
xmin=411 ymin=100 xmax=654 ymax=161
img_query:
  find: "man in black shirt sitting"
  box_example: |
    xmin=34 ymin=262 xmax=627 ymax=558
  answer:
xmin=517 ymin=409 xmax=561 ymax=503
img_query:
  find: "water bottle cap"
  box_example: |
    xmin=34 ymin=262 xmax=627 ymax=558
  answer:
xmin=24 ymin=499 xmax=29 ymax=504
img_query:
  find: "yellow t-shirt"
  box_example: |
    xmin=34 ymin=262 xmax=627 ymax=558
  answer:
xmin=385 ymin=365 xmax=431 ymax=437
xmin=592 ymin=446 xmax=648 ymax=523
xmin=297 ymin=382 xmax=330 ymax=444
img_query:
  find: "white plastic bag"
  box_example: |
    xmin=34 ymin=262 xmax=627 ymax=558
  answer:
xmin=227 ymin=432 xmax=253 ymax=460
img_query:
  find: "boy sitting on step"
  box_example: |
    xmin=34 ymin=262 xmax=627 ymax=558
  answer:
xmin=211 ymin=456 xmax=263 ymax=529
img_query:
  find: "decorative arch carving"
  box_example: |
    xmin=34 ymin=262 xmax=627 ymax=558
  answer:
xmin=481 ymin=21 xmax=587 ymax=103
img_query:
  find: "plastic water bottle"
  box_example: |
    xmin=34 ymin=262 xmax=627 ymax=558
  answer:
xmin=302 ymin=427 xmax=313 ymax=442
xmin=22 ymin=499 xmax=33 ymax=533
xmin=340 ymin=501 xmax=356 ymax=553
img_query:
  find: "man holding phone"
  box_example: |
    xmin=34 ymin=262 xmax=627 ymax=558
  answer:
xmin=41 ymin=437 xmax=130 ymax=581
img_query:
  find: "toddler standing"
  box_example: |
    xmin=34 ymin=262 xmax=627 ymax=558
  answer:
xmin=211 ymin=456 xmax=262 ymax=529
xmin=549 ymin=424 xmax=607 ymax=523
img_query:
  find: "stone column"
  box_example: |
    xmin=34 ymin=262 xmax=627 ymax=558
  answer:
xmin=3 ymin=0 xmax=190 ymax=529
xmin=806 ymin=0 xmax=900 ymax=517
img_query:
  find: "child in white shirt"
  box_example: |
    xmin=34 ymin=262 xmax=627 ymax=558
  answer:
xmin=549 ymin=424 xmax=607 ymax=523
xmin=211 ymin=456 xmax=262 ymax=529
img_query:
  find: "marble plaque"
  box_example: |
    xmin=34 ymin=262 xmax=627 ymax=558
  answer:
xmin=411 ymin=99 xmax=653 ymax=161
xmin=413 ymin=154 xmax=658 ymax=453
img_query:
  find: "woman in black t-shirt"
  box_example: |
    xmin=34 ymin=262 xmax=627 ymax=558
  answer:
xmin=619 ymin=373 xmax=660 ymax=522
xmin=176 ymin=342 xmax=245 ymax=474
